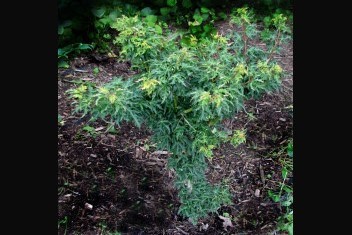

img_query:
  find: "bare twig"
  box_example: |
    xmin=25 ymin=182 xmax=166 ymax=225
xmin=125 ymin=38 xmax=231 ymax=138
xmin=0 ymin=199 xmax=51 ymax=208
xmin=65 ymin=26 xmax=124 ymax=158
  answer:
xmin=259 ymin=164 xmax=265 ymax=184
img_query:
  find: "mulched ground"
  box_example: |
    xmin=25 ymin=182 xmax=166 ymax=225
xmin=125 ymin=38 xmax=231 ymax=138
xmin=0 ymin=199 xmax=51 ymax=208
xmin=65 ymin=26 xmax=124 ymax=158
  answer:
xmin=58 ymin=21 xmax=293 ymax=235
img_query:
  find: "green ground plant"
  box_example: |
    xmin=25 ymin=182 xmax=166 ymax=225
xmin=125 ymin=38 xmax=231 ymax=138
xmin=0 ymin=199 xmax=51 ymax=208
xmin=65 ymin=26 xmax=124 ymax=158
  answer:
xmin=58 ymin=43 xmax=93 ymax=68
xmin=268 ymin=139 xmax=293 ymax=234
xmin=58 ymin=1 xmax=292 ymax=63
xmin=69 ymin=8 xmax=289 ymax=224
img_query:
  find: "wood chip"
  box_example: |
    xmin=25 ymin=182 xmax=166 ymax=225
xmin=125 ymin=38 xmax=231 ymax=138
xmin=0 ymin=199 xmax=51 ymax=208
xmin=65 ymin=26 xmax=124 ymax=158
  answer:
xmin=85 ymin=203 xmax=93 ymax=210
xmin=176 ymin=227 xmax=189 ymax=235
xmin=219 ymin=215 xmax=234 ymax=229
xmin=135 ymin=147 xmax=144 ymax=158
xmin=152 ymin=151 xmax=170 ymax=155
xmin=95 ymin=127 xmax=104 ymax=131
xmin=200 ymin=223 xmax=209 ymax=231
xmin=255 ymin=189 xmax=260 ymax=197
xmin=106 ymin=153 xmax=112 ymax=162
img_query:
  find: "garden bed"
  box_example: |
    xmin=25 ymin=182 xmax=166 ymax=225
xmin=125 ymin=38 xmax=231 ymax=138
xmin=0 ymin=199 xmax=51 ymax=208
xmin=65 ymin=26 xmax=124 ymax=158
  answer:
xmin=58 ymin=20 xmax=293 ymax=235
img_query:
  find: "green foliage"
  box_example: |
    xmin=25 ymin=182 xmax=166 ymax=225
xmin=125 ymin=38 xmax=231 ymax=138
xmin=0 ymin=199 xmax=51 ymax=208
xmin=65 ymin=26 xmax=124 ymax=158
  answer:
xmin=167 ymin=0 xmax=177 ymax=7
xmin=58 ymin=115 xmax=65 ymax=126
xmin=93 ymin=67 xmax=100 ymax=75
xmin=230 ymin=129 xmax=246 ymax=147
xmin=82 ymin=125 xmax=98 ymax=138
xmin=268 ymin=140 xmax=293 ymax=235
xmin=287 ymin=139 xmax=293 ymax=157
xmin=111 ymin=15 xmax=167 ymax=69
xmin=58 ymin=216 xmax=68 ymax=234
xmin=89 ymin=2 xmax=139 ymax=52
xmin=58 ymin=43 xmax=93 ymax=68
xmin=58 ymin=0 xmax=292 ymax=49
xmin=69 ymin=11 xmax=289 ymax=224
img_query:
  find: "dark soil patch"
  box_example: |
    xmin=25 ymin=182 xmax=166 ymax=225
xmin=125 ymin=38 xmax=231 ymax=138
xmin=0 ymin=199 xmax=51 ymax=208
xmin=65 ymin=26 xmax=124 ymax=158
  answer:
xmin=58 ymin=21 xmax=292 ymax=235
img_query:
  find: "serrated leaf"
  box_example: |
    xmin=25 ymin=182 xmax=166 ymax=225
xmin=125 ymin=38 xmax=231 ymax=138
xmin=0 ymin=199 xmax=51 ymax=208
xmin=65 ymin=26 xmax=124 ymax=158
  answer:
xmin=167 ymin=0 xmax=177 ymax=7
xmin=92 ymin=6 xmax=106 ymax=18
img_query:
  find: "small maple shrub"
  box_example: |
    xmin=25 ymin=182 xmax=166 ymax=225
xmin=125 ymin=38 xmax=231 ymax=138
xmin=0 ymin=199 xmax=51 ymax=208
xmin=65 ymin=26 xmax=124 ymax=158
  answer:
xmin=69 ymin=8 xmax=289 ymax=224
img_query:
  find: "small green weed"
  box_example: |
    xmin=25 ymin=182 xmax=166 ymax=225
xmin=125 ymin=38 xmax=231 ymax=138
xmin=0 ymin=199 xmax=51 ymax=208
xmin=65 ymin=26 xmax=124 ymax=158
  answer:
xmin=268 ymin=140 xmax=293 ymax=235
xmin=58 ymin=216 xmax=68 ymax=235
xmin=82 ymin=125 xmax=98 ymax=138
xmin=93 ymin=67 xmax=100 ymax=75
xmin=58 ymin=114 xmax=65 ymax=126
xmin=230 ymin=129 xmax=246 ymax=148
